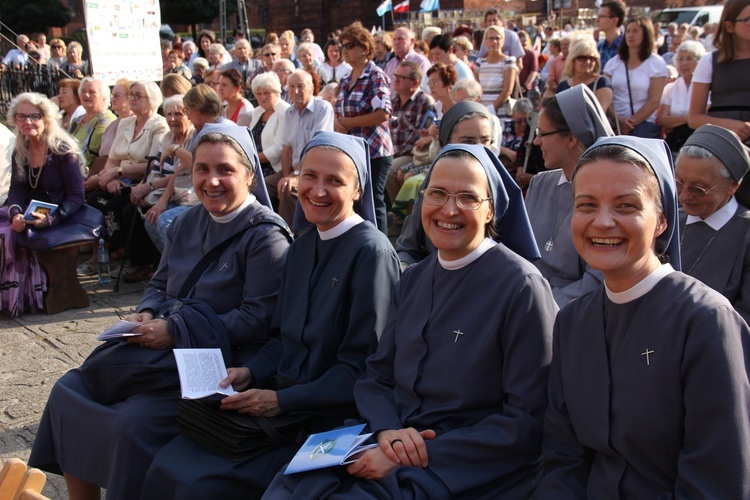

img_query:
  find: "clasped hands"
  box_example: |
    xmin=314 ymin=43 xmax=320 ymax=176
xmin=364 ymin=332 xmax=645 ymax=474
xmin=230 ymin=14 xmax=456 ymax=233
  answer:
xmin=345 ymin=427 xmax=436 ymax=480
xmin=11 ymin=212 xmax=49 ymax=232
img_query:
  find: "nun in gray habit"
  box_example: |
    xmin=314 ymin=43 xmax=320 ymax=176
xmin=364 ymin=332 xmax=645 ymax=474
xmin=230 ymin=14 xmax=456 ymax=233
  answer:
xmin=396 ymin=101 xmax=540 ymax=267
xmin=525 ymin=84 xmax=614 ymax=306
xmin=537 ymin=136 xmax=750 ymax=498
xmin=676 ymin=124 xmax=750 ymax=324
xmin=142 ymin=132 xmax=400 ymax=498
xmin=29 ymin=123 xmax=292 ymax=500
xmin=264 ymin=144 xmax=557 ymax=499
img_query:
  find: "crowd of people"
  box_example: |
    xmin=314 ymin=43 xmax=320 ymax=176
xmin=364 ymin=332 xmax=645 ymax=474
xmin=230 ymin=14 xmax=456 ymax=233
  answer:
xmin=0 ymin=0 xmax=749 ymax=497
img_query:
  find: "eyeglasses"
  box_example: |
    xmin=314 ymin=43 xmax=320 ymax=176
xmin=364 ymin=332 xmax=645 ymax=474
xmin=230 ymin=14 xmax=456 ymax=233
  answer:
xmin=128 ymin=92 xmax=147 ymax=100
xmin=51 ymin=45 xmax=63 ymax=49
xmin=393 ymin=74 xmax=415 ymax=81
xmin=263 ymin=52 xmax=278 ymax=57
xmin=14 ymin=113 xmax=43 ymax=123
xmin=341 ymin=42 xmax=358 ymax=50
xmin=535 ymin=127 xmax=569 ymax=138
xmin=421 ymin=188 xmax=492 ymax=211
xmin=675 ymin=177 xmax=731 ymax=197
xmin=575 ymin=55 xmax=597 ymax=63
xmin=734 ymin=15 xmax=750 ymax=27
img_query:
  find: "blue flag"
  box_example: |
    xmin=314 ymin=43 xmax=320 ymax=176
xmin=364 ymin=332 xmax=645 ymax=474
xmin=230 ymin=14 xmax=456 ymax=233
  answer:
xmin=376 ymin=0 xmax=392 ymax=16
xmin=420 ymin=0 xmax=439 ymax=12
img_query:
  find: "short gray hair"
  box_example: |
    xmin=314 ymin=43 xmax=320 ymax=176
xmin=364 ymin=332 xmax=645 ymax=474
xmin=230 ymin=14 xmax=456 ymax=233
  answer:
xmin=451 ymin=78 xmax=482 ymax=101
xmin=79 ymin=76 xmax=111 ymax=109
xmin=676 ymin=40 xmax=706 ymax=60
xmin=132 ymin=80 xmax=164 ymax=110
xmin=678 ymin=145 xmax=732 ymax=180
xmin=162 ymin=94 xmax=186 ymax=114
xmin=273 ymin=58 xmax=295 ymax=73
xmin=251 ymin=71 xmax=282 ymax=95
xmin=512 ymin=98 xmax=534 ymax=116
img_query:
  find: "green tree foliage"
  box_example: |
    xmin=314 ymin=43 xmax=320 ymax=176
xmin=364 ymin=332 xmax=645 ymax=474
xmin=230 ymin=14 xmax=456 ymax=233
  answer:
xmin=0 ymin=0 xmax=72 ymax=34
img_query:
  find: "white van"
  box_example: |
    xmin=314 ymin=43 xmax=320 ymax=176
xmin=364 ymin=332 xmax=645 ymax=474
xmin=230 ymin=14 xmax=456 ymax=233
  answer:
xmin=653 ymin=6 xmax=724 ymax=32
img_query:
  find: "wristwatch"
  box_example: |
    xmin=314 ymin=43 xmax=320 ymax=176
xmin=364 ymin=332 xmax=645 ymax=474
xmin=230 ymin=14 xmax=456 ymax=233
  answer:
xmin=172 ymin=144 xmax=180 ymax=155
xmin=118 ymin=166 xmax=123 ymax=178
xmin=148 ymin=180 xmax=154 ymax=191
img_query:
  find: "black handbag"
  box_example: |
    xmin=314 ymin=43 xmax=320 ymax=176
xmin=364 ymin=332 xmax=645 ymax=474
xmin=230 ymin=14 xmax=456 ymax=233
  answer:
xmin=665 ymin=124 xmax=695 ymax=153
xmin=178 ymin=397 xmax=312 ymax=461
xmin=18 ymin=204 xmax=104 ymax=250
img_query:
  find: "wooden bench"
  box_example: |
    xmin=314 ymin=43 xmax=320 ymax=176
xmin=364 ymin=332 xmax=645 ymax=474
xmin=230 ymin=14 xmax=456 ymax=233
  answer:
xmin=0 ymin=457 xmax=48 ymax=500
xmin=36 ymin=243 xmax=90 ymax=315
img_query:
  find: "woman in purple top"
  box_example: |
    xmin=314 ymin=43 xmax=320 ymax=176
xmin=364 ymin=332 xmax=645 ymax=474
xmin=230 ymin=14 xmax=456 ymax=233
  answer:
xmin=1 ymin=92 xmax=84 ymax=315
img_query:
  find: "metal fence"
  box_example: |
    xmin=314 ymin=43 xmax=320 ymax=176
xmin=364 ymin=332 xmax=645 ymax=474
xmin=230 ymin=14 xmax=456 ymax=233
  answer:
xmin=0 ymin=64 xmax=61 ymax=118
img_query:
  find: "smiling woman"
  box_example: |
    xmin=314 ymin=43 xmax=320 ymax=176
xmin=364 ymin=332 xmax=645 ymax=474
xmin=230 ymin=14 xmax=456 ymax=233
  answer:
xmin=537 ymin=136 xmax=750 ymax=498
xmin=29 ymin=123 xmax=291 ymax=500
xmin=263 ymin=143 xmax=556 ymax=498
xmin=141 ymin=131 xmax=399 ymax=498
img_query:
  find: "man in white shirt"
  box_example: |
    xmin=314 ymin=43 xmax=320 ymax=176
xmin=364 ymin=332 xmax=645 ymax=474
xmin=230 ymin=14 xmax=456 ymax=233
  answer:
xmin=1 ymin=35 xmax=29 ymax=69
xmin=267 ymin=70 xmax=334 ymax=227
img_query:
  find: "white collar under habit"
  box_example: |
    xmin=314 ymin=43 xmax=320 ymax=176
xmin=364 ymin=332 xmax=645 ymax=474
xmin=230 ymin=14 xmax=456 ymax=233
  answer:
xmin=439 ymin=238 xmax=497 ymax=270
xmin=209 ymin=194 xmax=256 ymax=223
xmin=605 ymin=263 xmax=675 ymax=304
xmin=318 ymin=213 xmax=365 ymax=240
xmin=685 ymin=196 xmax=737 ymax=231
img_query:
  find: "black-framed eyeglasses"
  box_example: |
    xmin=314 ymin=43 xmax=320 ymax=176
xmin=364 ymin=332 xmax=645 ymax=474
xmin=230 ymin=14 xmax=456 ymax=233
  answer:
xmin=535 ymin=127 xmax=569 ymax=138
xmin=421 ymin=188 xmax=492 ymax=211
xmin=263 ymin=52 xmax=278 ymax=57
xmin=14 ymin=113 xmax=43 ymax=123
xmin=128 ymin=92 xmax=147 ymax=100
xmin=393 ymin=74 xmax=415 ymax=81
xmin=675 ymin=177 xmax=731 ymax=197
xmin=575 ymin=55 xmax=597 ymax=63
xmin=342 ymin=42 xmax=358 ymax=50
xmin=734 ymin=15 xmax=750 ymax=27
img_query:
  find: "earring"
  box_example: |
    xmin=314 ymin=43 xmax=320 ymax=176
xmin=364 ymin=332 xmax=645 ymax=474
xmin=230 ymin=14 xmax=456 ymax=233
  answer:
xmin=362 ymin=52 xmax=366 ymax=56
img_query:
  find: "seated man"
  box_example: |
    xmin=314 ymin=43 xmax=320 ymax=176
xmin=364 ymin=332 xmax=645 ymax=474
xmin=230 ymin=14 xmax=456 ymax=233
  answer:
xmin=385 ymin=61 xmax=435 ymax=209
xmin=265 ymin=70 xmax=334 ymax=228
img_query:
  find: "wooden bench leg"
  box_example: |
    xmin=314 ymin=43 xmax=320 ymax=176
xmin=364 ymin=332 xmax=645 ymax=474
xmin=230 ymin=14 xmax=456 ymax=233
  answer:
xmin=36 ymin=246 xmax=90 ymax=315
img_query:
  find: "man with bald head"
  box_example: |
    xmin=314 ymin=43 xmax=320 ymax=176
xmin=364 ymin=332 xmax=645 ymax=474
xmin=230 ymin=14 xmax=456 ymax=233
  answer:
xmin=385 ymin=27 xmax=431 ymax=91
xmin=267 ymin=70 xmax=334 ymax=226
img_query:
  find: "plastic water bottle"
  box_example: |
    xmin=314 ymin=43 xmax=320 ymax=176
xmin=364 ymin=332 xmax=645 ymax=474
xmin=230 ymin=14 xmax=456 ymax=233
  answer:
xmin=97 ymin=238 xmax=110 ymax=284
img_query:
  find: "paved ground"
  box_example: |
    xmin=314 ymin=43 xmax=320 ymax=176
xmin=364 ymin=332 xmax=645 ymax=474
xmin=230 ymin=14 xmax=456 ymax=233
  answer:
xmin=0 ymin=262 xmax=146 ymax=499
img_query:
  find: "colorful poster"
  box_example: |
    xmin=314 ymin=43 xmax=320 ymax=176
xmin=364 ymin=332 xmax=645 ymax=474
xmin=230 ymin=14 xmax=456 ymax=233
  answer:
xmin=83 ymin=1 xmax=164 ymax=85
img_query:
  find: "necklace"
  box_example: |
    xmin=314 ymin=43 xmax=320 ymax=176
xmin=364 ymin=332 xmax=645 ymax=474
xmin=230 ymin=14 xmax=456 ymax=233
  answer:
xmin=27 ymin=148 xmax=48 ymax=189
xmin=680 ymin=222 xmax=718 ymax=275
xmin=544 ymin=182 xmax=573 ymax=252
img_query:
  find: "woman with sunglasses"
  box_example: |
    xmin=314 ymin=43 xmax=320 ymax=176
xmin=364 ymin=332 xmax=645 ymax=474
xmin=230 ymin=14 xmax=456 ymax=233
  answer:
xmin=1 ymin=92 xmax=84 ymax=315
xmin=336 ymin=22 xmax=394 ymax=234
xmin=556 ymin=36 xmax=613 ymax=113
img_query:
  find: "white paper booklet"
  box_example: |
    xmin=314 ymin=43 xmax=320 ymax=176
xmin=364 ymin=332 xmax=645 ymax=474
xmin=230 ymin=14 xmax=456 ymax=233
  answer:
xmin=173 ymin=348 xmax=237 ymax=399
xmin=95 ymin=320 xmax=142 ymax=341
xmin=285 ymin=424 xmax=378 ymax=474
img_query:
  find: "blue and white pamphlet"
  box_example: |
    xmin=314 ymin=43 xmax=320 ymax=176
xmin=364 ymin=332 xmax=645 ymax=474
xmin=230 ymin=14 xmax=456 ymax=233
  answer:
xmin=23 ymin=200 xmax=58 ymax=220
xmin=284 ymin=424 xmax=378 ymax=474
